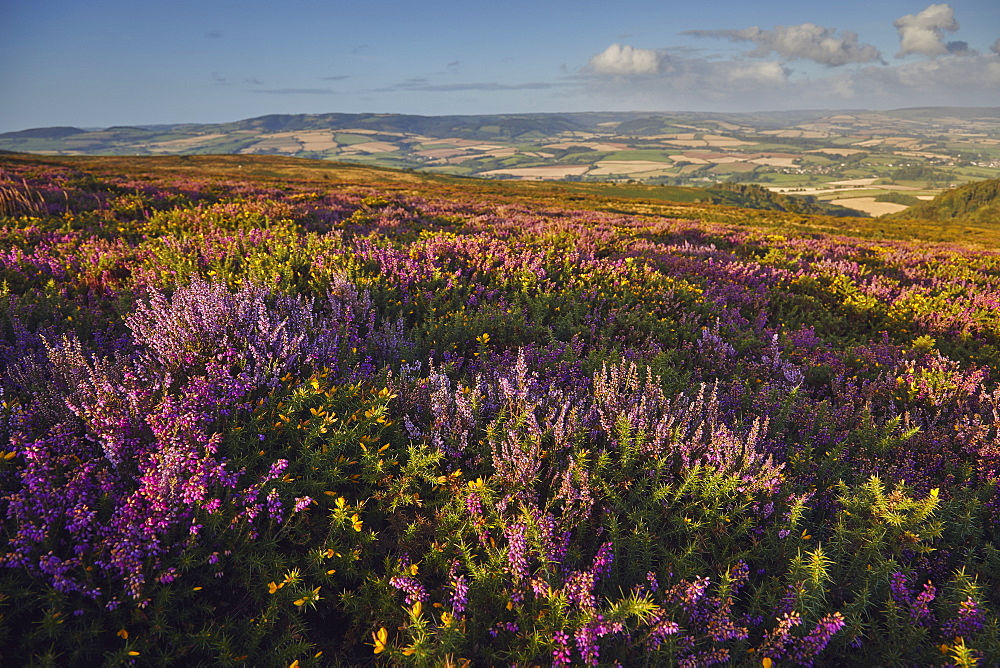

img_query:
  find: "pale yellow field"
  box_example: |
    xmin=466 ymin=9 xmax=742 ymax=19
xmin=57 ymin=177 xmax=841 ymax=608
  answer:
xmin=659 ymin=134 xmax=751 ymax=148
xmin=299 ymin=140 xmax=339 ymax=151
xmin=588 ymin=160 xmax=674 ymax=176
xmin=239 ymin=136 xmax=303 ymax=153
xmin=895 ymin=151 xmax=951 ymax=159
xmin=676 ymin=156 xmax=711 ymax=164
xmin=826 ymin=178 xmax=879 ymax=186
xmin=341 ymin=142 xmax=399 ymax=154
xmin=829 ymin=197 xmax=909 ymax=216
xmin=293 ymin=131 xmax=339 ymax=151
xmin=804 ymin=148 xmax=866 ymax=156
xmin=702 ymin=134 xmax=752 ymax=147
xmin=481 ymin=165 xmax=592 ymax=179
xmin=482 ymin=148 xmax=519 ymax=157
xmin=750 ymin=157 xmax=798 ymax=167
xmin=761 ymin=130 xmax=829 ymax=139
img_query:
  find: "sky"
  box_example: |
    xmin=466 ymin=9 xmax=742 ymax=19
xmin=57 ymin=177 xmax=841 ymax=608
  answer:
xmin=1 ymin=0 xmax=998 ymax=132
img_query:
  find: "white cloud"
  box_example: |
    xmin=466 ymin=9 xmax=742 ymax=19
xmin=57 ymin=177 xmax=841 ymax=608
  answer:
xmin=720 ymin=60 xmax=789 ymax=87
xmin=862 ymin=53 xmax=1000 ymax=92
xmin=585 ymin=45 xmax=790 ymax=107
xmin=578 ymin=9 xmax=999 ymax=112
xmin=894 ymin=3 xmax=959 ymax=57
xmin=686 ymin=24 xmax=883 ymax=66
xmin=589 ymin=44 xmax=664 ymax=76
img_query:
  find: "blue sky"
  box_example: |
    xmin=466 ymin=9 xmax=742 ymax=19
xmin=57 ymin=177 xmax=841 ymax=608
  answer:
xmin=1 ymin=0 xmax=998 ymax=132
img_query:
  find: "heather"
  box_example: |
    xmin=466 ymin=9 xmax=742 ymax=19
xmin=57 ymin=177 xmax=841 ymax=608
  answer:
xmin=1 ymin=156 xmax=999 ymax=666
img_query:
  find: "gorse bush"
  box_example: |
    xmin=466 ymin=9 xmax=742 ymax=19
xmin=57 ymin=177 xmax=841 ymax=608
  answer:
xmin=1 ymin=157 xmax=1000 ymax=666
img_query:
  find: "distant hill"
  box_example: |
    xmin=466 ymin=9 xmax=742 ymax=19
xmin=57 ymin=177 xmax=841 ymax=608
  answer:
xmin=203 ymin=112 xmax=609 ymax=140
xmin=1 ymin=126 xmax=86 ymax=139
xmin=885 ymin=179 xmax=1000 ymax=224
xmin=1 ymin=108 xmax=997 ymax=201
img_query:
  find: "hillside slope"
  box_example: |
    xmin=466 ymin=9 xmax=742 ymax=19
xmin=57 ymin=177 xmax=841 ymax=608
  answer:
xmin=886 ymin=178 xmax=1000 ymax=224
xmin=2 ymin=108 xmax=997 ymax=193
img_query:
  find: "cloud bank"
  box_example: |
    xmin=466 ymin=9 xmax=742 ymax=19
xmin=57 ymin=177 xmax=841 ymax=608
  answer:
xmin=686 ymin=24 xmax=883 ymax=66
xmin=582 ymin=3 xmax=998 ymax=111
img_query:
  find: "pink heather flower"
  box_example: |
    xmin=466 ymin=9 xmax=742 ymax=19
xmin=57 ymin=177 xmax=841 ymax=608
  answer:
xmin=202 ymin=498 xmax=222 ymax=513
xmin=266 ymin=489 xmax=283 ymax=522
xmin=552 ymin=630 xmax=572 ymax=667
xmin=591 ymin=541 xmax=614 ymax=581
xmin=943 ymin=597 xmax=985 ymax=638
xmin=389 ymin=575 xmax=428 ymax=606
xmin=449 ymin=572 xmax=469 ymax=616
xmin=575 ymin=623 xmax=601 ymax=667
xmin=505 ymin=522 xmax=529 ymax=582
xmin=293 ymin=496 xmax=313 ymax=513
xmin=787 ymin=611 xmax=846 ymax=664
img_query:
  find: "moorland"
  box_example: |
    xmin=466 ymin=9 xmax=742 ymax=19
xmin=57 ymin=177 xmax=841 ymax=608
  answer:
xmin=1 ymin=151 xmax=1000 ymax=666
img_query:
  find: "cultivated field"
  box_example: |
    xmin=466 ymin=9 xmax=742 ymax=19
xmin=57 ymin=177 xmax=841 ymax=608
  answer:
xmin=4 ymin=109 xmax=998 ymax=212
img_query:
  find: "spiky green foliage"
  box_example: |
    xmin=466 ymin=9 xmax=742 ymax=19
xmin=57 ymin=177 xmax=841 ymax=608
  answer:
xmin=1 ymin=154 xmax=999 ymax=666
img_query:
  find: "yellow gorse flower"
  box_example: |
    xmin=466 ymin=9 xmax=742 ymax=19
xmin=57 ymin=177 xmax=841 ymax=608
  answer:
xmin=293 ymin=586 xmax=322 ymax=607
xmin=372 ymin=627 xmax=388 ymax=654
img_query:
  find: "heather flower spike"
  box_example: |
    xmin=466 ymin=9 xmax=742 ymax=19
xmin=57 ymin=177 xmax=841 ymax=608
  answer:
xmin=2 ymin=153 xmax=999 ymax=666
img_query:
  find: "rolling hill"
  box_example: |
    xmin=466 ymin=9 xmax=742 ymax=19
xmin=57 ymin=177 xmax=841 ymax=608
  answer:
xmin=2 ymin=109 xmax=998 ymax=215
xmin=885 ymin=178 xmax=1000 ymax=224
